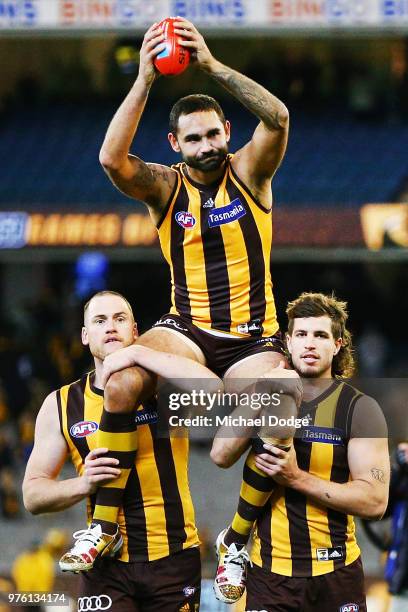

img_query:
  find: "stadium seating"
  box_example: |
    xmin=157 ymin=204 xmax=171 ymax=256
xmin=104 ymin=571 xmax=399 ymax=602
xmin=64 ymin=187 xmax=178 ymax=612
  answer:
xmin=1 ymin=103 xmax=407 ymax=209
xmin=275 ymin=112 xmax=408 ymax=207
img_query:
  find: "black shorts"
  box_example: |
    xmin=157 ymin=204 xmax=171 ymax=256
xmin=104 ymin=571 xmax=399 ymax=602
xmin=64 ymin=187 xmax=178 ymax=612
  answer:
xmin=245 ymin=557 xmax=366 ymax=612
xmin=78 ymin=547 xmax=201 ymax=612
xmin=153 ymin=314 xmax=285 ymax=377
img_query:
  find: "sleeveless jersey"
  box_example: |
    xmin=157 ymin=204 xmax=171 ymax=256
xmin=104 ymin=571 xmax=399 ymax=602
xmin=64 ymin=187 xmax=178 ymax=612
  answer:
xmin=157 ymin=155 xmax=278 ymax=338
xmin=57 ymin=372 xmax=199 ymax=562
xmin=251 ymin=382 xmax=362 ymax=577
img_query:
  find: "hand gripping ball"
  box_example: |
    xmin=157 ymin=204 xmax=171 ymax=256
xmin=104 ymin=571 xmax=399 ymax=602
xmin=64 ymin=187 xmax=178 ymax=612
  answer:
xmin=154 ymin=18 xmax=190 ymax=76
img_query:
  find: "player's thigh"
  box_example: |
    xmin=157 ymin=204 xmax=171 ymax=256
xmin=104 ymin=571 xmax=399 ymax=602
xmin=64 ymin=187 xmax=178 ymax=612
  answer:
xmin=78 ymin=561 xmax=139 ymax=612
xmin=136 ymin=328 xmax=205 ymax=364
xmin=223 ymin=351 xmax=287 ymax=394
xmin=141 ymin=548 xmax=201 ymax=612
xmin=245 ymin=563 xmax=306 ymax=611
xmin=304 ymin=558 xmax=367 ymax=612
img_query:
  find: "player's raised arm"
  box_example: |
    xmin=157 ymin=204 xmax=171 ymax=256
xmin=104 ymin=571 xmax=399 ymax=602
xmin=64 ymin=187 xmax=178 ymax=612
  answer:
xmin=23 ymin=392 xmax=120 ymax=514
xmin=176 ymin=18 xmax=289 ymax=192
xmin=99 ymin=22 xmax=177 ymax=220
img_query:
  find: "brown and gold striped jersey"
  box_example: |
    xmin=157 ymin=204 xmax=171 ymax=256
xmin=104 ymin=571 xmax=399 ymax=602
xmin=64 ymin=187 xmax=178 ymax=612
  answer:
xmin=157 ymin=155 xmax=278 ymax=338
xmin=251 ymin=382 xmax=363 ymax=577
xmin=57 ymin=372 xmax=199 ymax=562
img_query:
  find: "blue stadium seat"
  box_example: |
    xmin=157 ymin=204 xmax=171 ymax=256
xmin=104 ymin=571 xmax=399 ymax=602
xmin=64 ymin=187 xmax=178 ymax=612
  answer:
xmin=1 ymin=105 xmax=407 ymax=210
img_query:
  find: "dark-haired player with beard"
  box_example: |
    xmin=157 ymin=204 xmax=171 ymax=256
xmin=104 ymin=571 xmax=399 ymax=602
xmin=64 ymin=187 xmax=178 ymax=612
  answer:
xmin=212 ymin=293 xmax=390 ymax=611
xmin=62 ymin=18 xmax=302 ymax=577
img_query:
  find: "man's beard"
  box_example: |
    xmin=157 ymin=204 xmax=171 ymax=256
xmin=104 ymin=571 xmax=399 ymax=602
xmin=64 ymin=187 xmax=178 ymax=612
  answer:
xmin=297 ymin=367 xmax=324 ymax=379
xmin=182 ymin=147 xmax=228 ymax=172
xmin=291 ymin=357 xmax=327 ymax=379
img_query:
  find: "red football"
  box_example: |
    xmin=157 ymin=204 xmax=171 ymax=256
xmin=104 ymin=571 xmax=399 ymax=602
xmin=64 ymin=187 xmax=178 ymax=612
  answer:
xmin=154 ymin=17 xmax=190 ymax=76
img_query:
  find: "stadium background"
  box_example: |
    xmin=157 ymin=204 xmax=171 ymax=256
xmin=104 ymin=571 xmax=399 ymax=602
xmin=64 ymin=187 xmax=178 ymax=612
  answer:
xmin=1 ymin=1 xmax=408 ymax=609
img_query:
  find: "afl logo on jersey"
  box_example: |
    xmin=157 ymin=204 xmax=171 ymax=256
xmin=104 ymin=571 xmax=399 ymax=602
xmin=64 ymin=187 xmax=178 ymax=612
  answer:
xmin=175 ymin=211 xmax=196 ymax=229
xmin=70 ymin=420 xmax=98 ymax=438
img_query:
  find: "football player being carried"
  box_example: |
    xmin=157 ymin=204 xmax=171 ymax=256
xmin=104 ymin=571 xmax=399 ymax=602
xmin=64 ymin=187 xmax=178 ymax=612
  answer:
xmin=57 ymin=17 xmax=301 ymax=575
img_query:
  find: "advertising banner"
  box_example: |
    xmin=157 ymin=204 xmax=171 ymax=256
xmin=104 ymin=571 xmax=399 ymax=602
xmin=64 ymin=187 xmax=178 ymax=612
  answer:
xmin=1 ymin=206 xmax=408 ymax=250
xmin=2 ymin=0 xmax=408 ymax=32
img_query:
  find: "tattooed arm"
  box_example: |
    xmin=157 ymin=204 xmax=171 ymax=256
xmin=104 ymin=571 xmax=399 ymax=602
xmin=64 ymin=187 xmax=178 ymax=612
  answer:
xmin=99 ymin=23 xmax=176 ymax=223
xmin=176 ymin=18 xmax=289 ymax=193
xmin=254 ymin=396 xmax=390 ymax=520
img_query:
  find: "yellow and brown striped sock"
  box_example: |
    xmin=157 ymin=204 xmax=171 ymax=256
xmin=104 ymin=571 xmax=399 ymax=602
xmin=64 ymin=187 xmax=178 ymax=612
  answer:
xmin=224 ymin=437 xmax=292 ymax=547
xmin=92 ymin=409 xmax=137 ymax=534
xmin=224 ymin=449 xmax=274 ymax=547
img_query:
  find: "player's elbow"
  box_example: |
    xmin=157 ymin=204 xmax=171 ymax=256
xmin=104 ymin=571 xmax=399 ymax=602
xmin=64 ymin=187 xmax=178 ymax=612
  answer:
xmin=371 ymin=485 xmax=389 ymax=520
xmin=360 ymin=506 xmax=386 ymax=521
xmin=277 ymin=105 xmax=289 ymax=129
xmin=369 ymin=497 xmax=389 ymax=521
xmin=99 ymin=145 xmax=128 ymax=173
xmin=267 ymin=103 xmax=289 ymax=130
xmin=23 ymin=483 xmax=41 ymax=515
xmin=99 ymin=149 xmax=119 ymax=172
xmin=359 ymin=493 xmax=389 ymax=520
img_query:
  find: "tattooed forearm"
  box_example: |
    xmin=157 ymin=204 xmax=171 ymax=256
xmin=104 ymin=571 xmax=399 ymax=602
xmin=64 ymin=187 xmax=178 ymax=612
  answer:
xmin=371 ymin=468 xmax=386 ymax=483
xmin=207 ymin=63 xmax=288 ymax=130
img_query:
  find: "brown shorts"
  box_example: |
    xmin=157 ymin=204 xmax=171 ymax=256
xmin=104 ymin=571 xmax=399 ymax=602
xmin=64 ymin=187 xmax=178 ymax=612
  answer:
xmin=152 ymin=314 xmax=285 ymax=377
xmin=78 ymin=547 xmax=201 ymax=612
xmin=245 ymin=557 xmax=366 ymax=612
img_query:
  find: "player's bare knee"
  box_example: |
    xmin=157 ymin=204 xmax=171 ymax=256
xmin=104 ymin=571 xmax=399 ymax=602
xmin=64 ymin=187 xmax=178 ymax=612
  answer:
xmin=261 ymin=373 xmax=303 ymax=410
xmin=258 ymin=394 xmax=298 ymax=441
xmin=210 ymin=445 xmax=232 ymax=469
xmin=105 ymin=369 xmax=145 ymax=412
